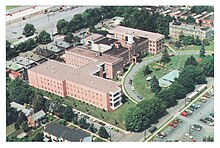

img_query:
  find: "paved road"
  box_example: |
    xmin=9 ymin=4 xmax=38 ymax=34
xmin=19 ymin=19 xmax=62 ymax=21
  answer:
xmin=6 ymin=6 xmax=99 ymax=42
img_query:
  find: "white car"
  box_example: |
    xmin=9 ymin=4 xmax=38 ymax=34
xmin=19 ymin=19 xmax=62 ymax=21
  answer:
xmin=184 ymin=133 xmax=193 ymax=139
xmin=131 ymin=86 xmax=135 ymax=91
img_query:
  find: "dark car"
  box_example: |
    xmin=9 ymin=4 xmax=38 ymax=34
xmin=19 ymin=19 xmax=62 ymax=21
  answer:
xmin=149 ymin=126 xmax=157 ymax=133
xmin=191 ymin=124 xmax=203 ymax=131
xmin=200 ymin=118 xmax=207 ymax=123
xmin=205 ymin=117 xmax=214 ymax=122
xmin=137 ymin=95 xmax=143 ymax=99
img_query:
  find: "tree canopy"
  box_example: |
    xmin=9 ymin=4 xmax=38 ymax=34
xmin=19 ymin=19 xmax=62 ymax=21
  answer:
xmin=98 ymin=126 xmax=110 ymax=138
xmin=150 ymin=75 xmax=161 ymax=93
xmin=35 ymin=30 xmax=51 ymax=44
xmin=23 ymin=23 xmax=36 ymax=37
xmin=184 ymin=55 xmax=198 ymax=67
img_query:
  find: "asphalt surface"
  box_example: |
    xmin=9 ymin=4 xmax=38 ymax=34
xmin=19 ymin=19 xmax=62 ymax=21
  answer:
xmin=6 ymin=6 xmax=99 ymax=42
xmin=154 ymin=95 xmax=214 ymax=142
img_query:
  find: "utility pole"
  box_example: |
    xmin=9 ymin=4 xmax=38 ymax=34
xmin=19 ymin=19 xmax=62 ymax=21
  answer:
xmin=144 ymin=129 xmax=147 ymax=140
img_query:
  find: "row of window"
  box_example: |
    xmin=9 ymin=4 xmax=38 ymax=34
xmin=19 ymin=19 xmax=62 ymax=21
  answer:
xmin=41 ymin=85 xmax=62 ymax=95
xmin=68 ymin=92 xmax=103 ymax=107
xmin=40 ymin=77 xmax=62 ymax=86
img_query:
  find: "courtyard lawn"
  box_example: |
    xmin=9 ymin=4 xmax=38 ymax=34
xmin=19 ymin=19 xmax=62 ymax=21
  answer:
xmin=133 ymin=54 xmax=199 ymax=100
xmin=7 ymin=128 xmax=24 ymax=139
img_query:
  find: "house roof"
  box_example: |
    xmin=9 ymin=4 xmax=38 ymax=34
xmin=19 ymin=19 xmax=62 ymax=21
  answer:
xmin=84 ymin=33 xmax=104 ymax=42
xmin=6 ymin=61 xmax=23 ymax=71
xmin=95 ymin=37 xmax=118 ymax=46
xmin=20 ymin=51 xmax=45 ymax=62
xmin=35 ymin=46 xmax=55 ymax=57
xmin=108 ymin=26 xmax=165 ymax=41
xmin=10 ymin=102 xmax=33 ymax=116
xmin=13 ymin=56 xmax=35 ymax=66
xmin=44 ymin=123 xmax=90 ymax=142
xmin=31 ymin=110 xmax=46 ymax=121
xmin=9 ymin=71 xmax=22 ymax=78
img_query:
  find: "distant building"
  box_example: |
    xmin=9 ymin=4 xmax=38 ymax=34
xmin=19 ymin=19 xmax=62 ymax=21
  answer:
xmin=169 ymin=22 xmax=213 ymax=40
xmin=108 ymin=26 xmax=165 ymax=54
xmin=27 ymin=110 xmax=46 ymax=127
xmin=43 ymin=123 xmax=91 ymax=142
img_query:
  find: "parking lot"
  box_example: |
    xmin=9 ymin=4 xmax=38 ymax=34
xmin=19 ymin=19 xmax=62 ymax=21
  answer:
xmin=153 ymin=89 xmax=214 ymax=142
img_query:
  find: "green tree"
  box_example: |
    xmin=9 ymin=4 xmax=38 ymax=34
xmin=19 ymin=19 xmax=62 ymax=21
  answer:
xmin=64 ymin=33 xmax=74 ymax=43
xmin=176 ymin=72 xmax=195 ymax=93
xmin=88 ymin=123 xmax=97 ymax=133
xmin=23 ymin=23 xmax=36 ymax=37
xmin=160 ymin=52 xmax=171 ymax=63
xmin=203 ymin=39 xmax=210 ymax=46
xmin=182 ymin=36 xmax=194 ymax=45
xmin=25 ymin=38 xmax=37 ymax=51
xmin=6 ymin=108 xmax=19 ymax=126
xmin=31 ymin=132 xmax=44 ymax=142
xmin=184 ymin=55 xmax=198 ymax=67
xmin=124 ymin=107 xmax=143 ymax=132
xmin=200 ymin=43 xmax=206 ymax=58
xmin=156 ymin=89 xmax=176 ymax=107
xmin=35 ymin=30 xmax=51 ymax=44
xmin=98 ymin=126 xmax=110 ymax=138
xmin=203 ymin=135 xmax=214 ymax=142
xmin=21 ymin=121 xmax=29 ymax=132
xmin=6 ymin=40 xmax=17 ymax=59
xmin=185 ymin=16 xmax=196 ymax=24
xmin=194 ymin=36 xmax=202 ymax=46
xmin=17 ymin=112 xmax=26 ymax=126
xmin=32 ymin=93 xmax=46 ymax=112
xmin=174 ymin=41 xmax=181 ymax=49
xmin=138 ymin=99 xmax=167 ymax=127
xmin=78 ymin=117 xmax=89 ymax=129
xmin=56 ymin=19 xmax=69 ymax=35
xmin=169 ymin=82 xmax=187 ymax=100
xmin=62 ymin=106 xmax=76 ymax=122
xmin=150 ymin=75 xmax=161 ymax=93
xmin=200 ymin=55 xmax=214 ymax=77
xmin=143 ymin=65 xmax=152 ymax=76
xmin=8 ymin=78 xmax=35 ymax=104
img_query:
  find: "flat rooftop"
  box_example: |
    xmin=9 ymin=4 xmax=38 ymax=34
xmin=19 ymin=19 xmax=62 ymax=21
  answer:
xmin=67 ymin=46 xmax=122 ymax=64
xmin=20 ymin=51 xmax=45 ymax=62
xmin=159 ymin=70 xmax=180 ymax=87
xmin=28 ymin=60 xmax=121 ymax=93
xmin=104 ymin=46 xmax=127 ymax=56
xmin=108 ymin=26 xmax=165 ymax=41
xmin=95 ymin=37 xmax=118 ymax=46
xmin=170 ymin=22 xmax=211 ymax=31
xmin=84 ymin=33 xmax=104 ymax=42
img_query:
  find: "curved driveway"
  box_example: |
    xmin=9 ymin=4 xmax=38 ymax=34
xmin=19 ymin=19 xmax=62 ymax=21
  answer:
xmin=123 ymin=51 xmax=212 ymax=103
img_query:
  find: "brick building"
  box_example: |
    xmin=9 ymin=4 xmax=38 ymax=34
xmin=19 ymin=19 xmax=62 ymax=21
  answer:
xmin=169 ymin=22 xmax=213 ymax=40
xmin=107 ymin=26 xmax=165 ymax=54
xmin=28 ymin=57 xmax=122 ymax=111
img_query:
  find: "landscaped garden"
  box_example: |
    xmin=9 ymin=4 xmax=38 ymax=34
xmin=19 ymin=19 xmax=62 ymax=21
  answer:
xmin=133 ymin=54 xmax=199 ymax=100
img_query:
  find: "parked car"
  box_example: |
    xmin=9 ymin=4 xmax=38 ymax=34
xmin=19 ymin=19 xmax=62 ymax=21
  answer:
xmin=181 ymin=111 xmax=188 ymax=117
xmin=205 ymin=117 xmax=214 ymax=122
xmin=192 ymin=140 xmax=196 ymax=142
xmin=209 ymin=122 xmax=214 ymax=126
xmin=149 ymin=126 xmax=157 ymax=133
xmin=191 ymin=124 xmax=203 ymax=131
xmin=209 ymin=113 xmax=214 ymax=118
xmin=190 ymin=104 xmax=200 ymax=109
xmin=97 ymin=121 xmax=105 ymax=126
xmin=184 ymin=133 xmax=193 ymax=139
xmin=131 ymin=86 xmax=135 ymax=91
xmin=137 ymin=95 xmax=143 ymax=99
xmin=185 ymin=109 xmax=193 ymax=115
xmin=156 ymin=132 xmax=166 ymax=139
xmin=199 ymin=98 xmax=207 ymax=103
xmin=168 ymin=122 xmax=177 ymax=128
xmin=173 ymin=118 xmax=182 ymax=124
xmin=200 ymin=118 xmax=207 ymax=123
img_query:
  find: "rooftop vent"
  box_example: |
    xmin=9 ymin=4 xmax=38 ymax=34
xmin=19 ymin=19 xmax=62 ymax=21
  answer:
xmin=52 ymin=70 xmax=55 ymax=73
xmin=91 ymin=81 xmax=94 ymax=84
xmin=45 ymin=66 xmax=48 ymax=69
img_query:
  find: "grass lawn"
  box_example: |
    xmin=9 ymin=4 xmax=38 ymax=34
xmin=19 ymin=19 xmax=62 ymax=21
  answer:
xmin=7 ymin=128 xmax=24 ymax=139
xmin=63 ymin=97 xmax=136 ymax=130
xmin=93 ymin=137 xmax=106 ymax=142
xmin=37 ymin=88 xmax=136 ymax=130
xmin=169 ymin=40 xmax=214 ymax=52
xmin=6 ymin=123 xmax=15 ymax=136
xmin=6 ymin=6 xmax=20 ymax=10
xmin=133 ymin=54 xmax=199 ymax=100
